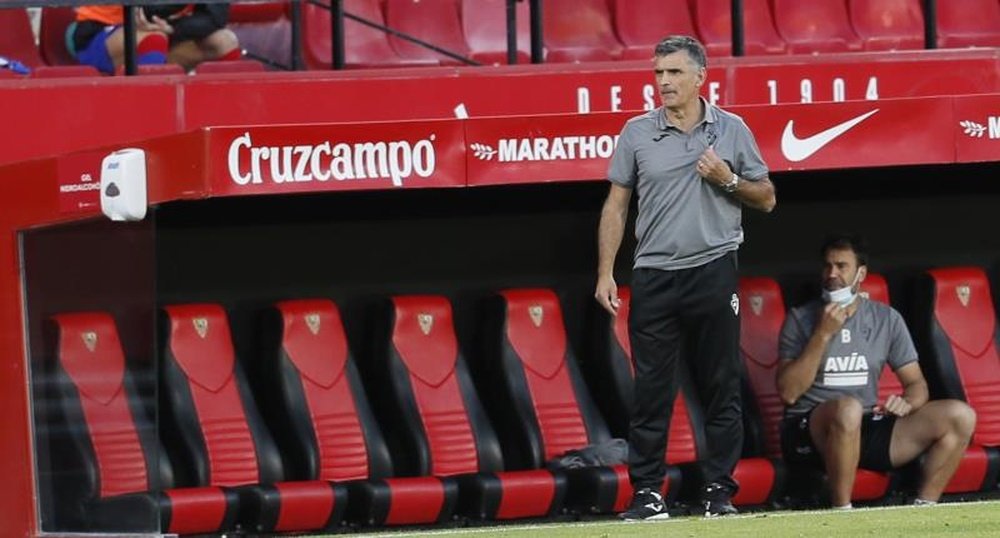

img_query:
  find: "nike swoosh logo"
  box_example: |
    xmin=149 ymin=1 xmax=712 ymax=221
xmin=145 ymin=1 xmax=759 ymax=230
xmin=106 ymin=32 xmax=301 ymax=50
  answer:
xmin=781 ymin=109 xmax=880 ymax=162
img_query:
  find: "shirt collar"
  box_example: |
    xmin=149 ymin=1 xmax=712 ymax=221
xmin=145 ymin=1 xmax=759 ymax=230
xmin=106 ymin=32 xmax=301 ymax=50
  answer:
xmin=656 ymin=96 xmax=716 ymax=132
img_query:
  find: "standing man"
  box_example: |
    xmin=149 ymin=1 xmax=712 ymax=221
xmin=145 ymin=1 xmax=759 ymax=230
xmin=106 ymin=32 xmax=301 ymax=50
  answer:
xmin=595 ymin=36 xmax=776 ymax=521
xmin=777 ymin=234 xmax=975 ymax=509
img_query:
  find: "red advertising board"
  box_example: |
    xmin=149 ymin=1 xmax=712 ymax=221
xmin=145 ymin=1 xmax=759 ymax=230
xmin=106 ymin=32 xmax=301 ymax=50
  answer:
xmin=728 ymin=57 xmax=1000 ymax=106
xmin=464 ymin=113 xmax=629 ymax=186
xmin=206 ymin=120 xmax=467 ymax=196
xmin=740 ymin=98 xmax=955 ymax=171
xmin=953 ymin=94 xmax=1000 ymax=163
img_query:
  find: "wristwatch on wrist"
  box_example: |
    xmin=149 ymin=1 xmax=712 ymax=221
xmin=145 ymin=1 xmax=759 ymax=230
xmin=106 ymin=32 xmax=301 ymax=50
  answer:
xmin=723 ymin=173 xmax=740 ymax=193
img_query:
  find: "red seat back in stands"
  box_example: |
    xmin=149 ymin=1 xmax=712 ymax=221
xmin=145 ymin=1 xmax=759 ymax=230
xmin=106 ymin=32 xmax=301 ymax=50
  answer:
xmin=848 ymin=0 xmax=924 ymax=51
xmin=612 ymin=0 xmax=699 ymax=60
xmin=937 ymin=0 xmax=1000 ymax=48
xmin=39 ymin=7 xmax=77 ymax=67
xmin=302 ymin=0 xmax=435 ymax=69
xmin=1 ymin=8 xmax=45 ymax=67
xmin=772 ymin=0 xmax=863 ymax=53
xmin=542 ymin=0 xmax=623 ymax=62
xmin=460 ymin=0 xmax=531 ymax=64
xmin=385 ymin=0 xmax=470 ymax=64
xmin=693 ymin=0 xmax=787 ymax=56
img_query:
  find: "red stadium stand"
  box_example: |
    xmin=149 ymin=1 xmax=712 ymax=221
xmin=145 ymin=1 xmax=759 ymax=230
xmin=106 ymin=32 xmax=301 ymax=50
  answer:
xmin=0 ymin=8 xmax=44 ymax=67
xmin=772 ymin=0 xmax=864 ymax=53
xmin=848 ymin=0 xmax=925 ymax=51
xmin=302 ymin=0 xmax=438 ymax=69
xmin=936 ymin=0 xmax=1000 ymax=48
xmin=385 ymin=0 xmax=471 ymax=65
xmin=261 ymin=299 xmax=457 ymax=526
xmin=460 ymin=0 xmax=531 ymax=64
xmin=480 ymin=289 xmax=662 ymax=514
xmin=612 ymin=0 xmax=700 ymax=60
xmin=39 ymin=7 xmax=77 ymax=67
xmin=48 ymin=312 xmax=240 ymax=535
xmin=692 ymin=0 xmax=787 ymax=56
xmin=592 ymin=286 xmax=785 ymax=508
xmin=370 ymin=295 xmax=566 ymax=520
xmin=160 ymin=304 xmax=349 ymax=533
xmin=738 ymin=277 xmax=894 ymax=504
xmin=542 ymin=0 xmax=624 ymax=62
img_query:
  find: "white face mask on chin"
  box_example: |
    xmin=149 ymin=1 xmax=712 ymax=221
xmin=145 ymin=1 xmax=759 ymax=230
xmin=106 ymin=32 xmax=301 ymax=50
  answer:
xmin=822 ymin=270 xmax=863 ymax=307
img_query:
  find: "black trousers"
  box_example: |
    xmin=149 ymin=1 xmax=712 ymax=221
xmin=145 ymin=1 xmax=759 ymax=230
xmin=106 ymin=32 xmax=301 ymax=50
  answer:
xmin=627 ymin=252 xmax=743 ymax=493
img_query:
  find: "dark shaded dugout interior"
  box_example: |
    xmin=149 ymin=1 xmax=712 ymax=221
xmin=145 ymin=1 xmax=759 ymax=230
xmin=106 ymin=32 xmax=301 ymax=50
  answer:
xmin=20 ymin=160 xmax=1000 ymax=531
xmin=156 ymin=161 xmax=1000 ymax=356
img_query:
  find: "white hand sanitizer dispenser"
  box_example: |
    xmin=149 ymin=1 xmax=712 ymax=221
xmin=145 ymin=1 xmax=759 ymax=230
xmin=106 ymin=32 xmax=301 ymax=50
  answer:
xmin=100 ymin=148 xmax=148 ymax=222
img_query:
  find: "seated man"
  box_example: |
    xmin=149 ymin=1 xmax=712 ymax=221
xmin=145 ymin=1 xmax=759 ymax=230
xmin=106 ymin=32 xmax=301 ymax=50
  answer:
xmin=776 ymin=233 xmax=975 ymax=509
xmin=72 ymin=3 xmax=240 ymax=74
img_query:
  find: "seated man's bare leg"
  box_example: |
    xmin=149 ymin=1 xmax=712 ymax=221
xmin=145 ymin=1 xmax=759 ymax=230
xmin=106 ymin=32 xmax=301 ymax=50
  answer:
xmin=198 ymin=28 xmax=240 ymax=60
xmin=889 ymin=400 xmax=976 ymax=502
xmin=168 ymin=40 xmax=203 ymax=71
xmin=809 ymin=397 xmax=863 ymax=507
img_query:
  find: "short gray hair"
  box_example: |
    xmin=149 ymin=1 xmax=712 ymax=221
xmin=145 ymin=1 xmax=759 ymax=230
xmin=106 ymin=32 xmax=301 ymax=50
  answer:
xmin=654 ymin=36 xmax=707 ymax=69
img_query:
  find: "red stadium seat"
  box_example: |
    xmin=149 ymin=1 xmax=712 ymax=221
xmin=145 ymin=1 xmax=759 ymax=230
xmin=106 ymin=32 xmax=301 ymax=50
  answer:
xmin=261 ymin=299 xmax=458 ymax=526
xmin=592 ymin=286 xmax=784 ymax=508
xmin=869 ymin=271 xmax=999 ymax=494
xmin=48 ymin=313 xmax=240 ymax=534
xmin=848 ymin=0 xmax=925 ymax=51
xmin=738 ymin=277 xmax=894 ymax=504
xmin=370 ymin=296 xmax=566 ymax=520
xmin=914 ymin=268 xmax=1000 ymax=448
xmin=302 ymin=0 xmax=438 ymax=69
xmin=772 ymin=0 xmax=864 ymax=53
xmin=385 ymin=0 xmax=471 ymax=65
xmin=692 ymin=0 xmax=787 ymax=56
xmin=0 ymin=8 xmax=45 ymax=67
xmin=936 ymin=0 xmax=1000 ymax=48
xmin=460 ymin=0 xmax=531 ymax=65
xmin=160 ymin=304 xmax=348 ymax=533
xmin=542 ymin=0 xmax=624 ymax=62
xmin=612 ymin=0 xmax=700 ymax=60
xmin=39 ymin=7 xmax=77 ymax=67
xmin=480 ymin=289 xmax=657 ymax=514
xmin=227 ymin=2 xmax=292 ymax=69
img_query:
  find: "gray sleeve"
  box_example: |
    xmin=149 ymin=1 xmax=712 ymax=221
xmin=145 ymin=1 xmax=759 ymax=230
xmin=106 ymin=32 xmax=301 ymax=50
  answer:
xmin=732 ymin=119 xmax=769 ymax=181
xmin=887 ymin=309 xmax=919 ymax=371
xmin=779 ymin=309 xmax=810 ymax=362
xmin=607 ymin=124 xmax=637 ymax=188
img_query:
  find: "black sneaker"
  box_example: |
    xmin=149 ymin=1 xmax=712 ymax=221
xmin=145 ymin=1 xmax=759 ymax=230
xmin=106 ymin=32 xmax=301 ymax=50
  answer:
xmin=620 ymin=488 xmax=670 ymax=521
xmin=702 ymin=482 xmax=738 ymax=517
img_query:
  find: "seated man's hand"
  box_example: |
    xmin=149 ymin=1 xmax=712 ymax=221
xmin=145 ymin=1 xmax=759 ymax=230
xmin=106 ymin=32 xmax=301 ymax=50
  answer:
xmin=875 ymin=394 xmax=912 ymax=417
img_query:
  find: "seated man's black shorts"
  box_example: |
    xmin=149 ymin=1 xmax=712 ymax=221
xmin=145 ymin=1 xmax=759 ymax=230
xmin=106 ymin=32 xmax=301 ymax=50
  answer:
xmin=780 ymin=409 xmax=897 ymax=472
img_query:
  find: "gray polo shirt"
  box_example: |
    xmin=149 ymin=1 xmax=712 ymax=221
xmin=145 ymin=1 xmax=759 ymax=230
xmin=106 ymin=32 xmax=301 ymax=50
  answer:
xmin=607 ymin=99 xmax=768 ymax=270
xmin=779 ymin=298 xmax=919 ymax=417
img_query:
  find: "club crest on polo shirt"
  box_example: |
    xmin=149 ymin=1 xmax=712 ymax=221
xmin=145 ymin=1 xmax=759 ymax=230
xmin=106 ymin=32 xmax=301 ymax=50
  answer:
xmin=730 ymin=293 xmax=739 ymax=316
xmin=823 ymin=352 xmax=870 ymax=386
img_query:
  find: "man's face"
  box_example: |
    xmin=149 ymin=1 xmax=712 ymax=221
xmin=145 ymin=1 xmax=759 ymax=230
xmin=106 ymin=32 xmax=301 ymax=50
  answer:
xmin=822 ymin=247 xmax=865 ymax=291
xmin=654 ymin=51 xmax=705 ymax=109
